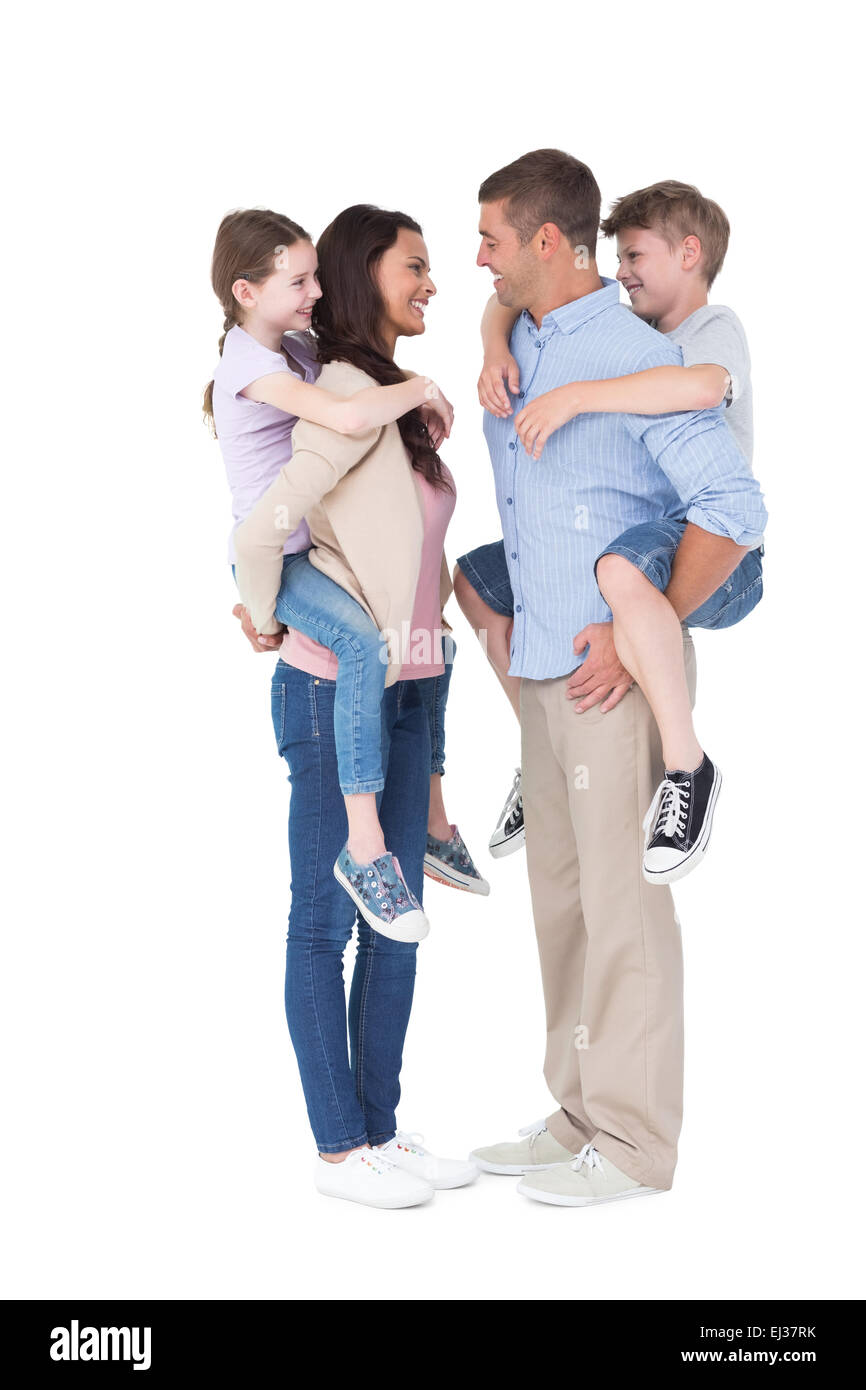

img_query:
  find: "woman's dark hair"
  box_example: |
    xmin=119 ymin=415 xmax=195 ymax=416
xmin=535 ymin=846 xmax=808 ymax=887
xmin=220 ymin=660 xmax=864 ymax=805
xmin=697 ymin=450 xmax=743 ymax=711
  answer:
xmin=312 ymin=204 xmax=451 ymax=492
xmin=202 ymin=208 xmax=312 ymax=435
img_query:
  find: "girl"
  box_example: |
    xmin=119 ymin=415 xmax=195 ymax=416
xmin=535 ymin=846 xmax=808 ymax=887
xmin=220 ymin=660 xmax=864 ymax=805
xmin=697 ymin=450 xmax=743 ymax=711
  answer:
xmin=203 ymin=209 xmax=487 ymax=944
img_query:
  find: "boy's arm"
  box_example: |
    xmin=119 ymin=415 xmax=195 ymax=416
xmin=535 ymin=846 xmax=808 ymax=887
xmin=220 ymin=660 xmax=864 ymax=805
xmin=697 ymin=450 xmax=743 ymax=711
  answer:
xmin=242 ymin=371 xmax=433 ymax=434
xmin=515 ymin=364 xmax=731 ymax=459
xmin=233 ymin=416 xmax=382 ymax=635
xmin=478 ymin=294 xmax=521 ymax=416
xmin=622 ymin=354 xmax=767 ymax=548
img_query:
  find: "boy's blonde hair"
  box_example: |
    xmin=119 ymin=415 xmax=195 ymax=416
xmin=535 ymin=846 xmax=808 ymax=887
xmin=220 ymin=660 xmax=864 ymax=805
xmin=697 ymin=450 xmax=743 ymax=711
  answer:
xmin=600 ymin=180 xmax=730 ymax=289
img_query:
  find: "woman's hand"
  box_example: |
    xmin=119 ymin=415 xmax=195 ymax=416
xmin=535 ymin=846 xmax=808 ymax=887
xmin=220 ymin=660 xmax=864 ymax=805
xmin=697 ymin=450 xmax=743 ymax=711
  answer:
xmin=233 ymin=603 xmax=284 ymax=652
xmin=514 ymin=384 xmax=583 ymax=459
xmin=419 ymin=383 xmax=454 ymax=449
xmin=478 ymin=353 xmax=520 ymax=417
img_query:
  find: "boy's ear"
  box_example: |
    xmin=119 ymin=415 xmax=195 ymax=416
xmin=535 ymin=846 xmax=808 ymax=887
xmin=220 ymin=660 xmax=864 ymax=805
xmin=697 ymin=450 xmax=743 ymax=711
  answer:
xmin=681 ymin=234 xmax=703 ymax=271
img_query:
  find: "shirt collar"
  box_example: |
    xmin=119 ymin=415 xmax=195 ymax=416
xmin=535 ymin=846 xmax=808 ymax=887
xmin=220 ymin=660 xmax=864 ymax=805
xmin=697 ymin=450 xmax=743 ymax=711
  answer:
xmin=520 ymin=276 xmax=621 ymax=340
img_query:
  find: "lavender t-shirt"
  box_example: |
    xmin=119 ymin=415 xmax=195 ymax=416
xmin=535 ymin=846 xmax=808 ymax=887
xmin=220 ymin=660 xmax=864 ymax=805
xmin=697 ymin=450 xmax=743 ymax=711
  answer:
xmin=212 ymin=325 xmax=321 ymax=564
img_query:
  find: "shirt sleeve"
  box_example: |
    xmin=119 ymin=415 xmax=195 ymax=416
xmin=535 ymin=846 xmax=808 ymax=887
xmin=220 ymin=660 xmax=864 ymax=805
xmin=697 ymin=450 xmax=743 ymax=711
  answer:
xmin=217 ymin=339 xmax=292 ymax=400
xmin=233 ymin=415 xmax=383 ymax=635
xmin=678 ymin=308 xmax=750 ymax=406
xmin=622 ymin=347 xmax=767 ymax=545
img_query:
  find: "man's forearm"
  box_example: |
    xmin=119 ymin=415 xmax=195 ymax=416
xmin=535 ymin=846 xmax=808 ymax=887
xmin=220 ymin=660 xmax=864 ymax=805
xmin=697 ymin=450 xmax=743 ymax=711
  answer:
xmin=664 ymin=523 xmax=750 ymax=620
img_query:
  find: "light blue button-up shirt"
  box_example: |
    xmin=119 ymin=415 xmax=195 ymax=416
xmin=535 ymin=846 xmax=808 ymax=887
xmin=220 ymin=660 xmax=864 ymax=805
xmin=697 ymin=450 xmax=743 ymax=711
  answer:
xmin=482 ymin=276 xmax=768 ymax=680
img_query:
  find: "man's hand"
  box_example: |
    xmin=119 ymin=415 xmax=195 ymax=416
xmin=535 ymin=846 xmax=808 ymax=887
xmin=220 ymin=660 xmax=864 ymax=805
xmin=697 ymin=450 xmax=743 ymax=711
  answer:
xmin=478 ymin=353 xmax=520 ymax=417
xmin=233 ymin=603 xmax=284 ymax=653
xmin=514 ymin=384 xmax=582 ymax=459
xmin=566 ymin=622 xmax=634 ymax=712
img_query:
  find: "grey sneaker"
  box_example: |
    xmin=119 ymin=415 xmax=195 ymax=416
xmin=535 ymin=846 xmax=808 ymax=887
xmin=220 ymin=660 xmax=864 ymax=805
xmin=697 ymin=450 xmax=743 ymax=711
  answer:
xmin=517 ymin=1143 xmax=665 ymax=1207
xmin=333 ymin=844 xmax=429 ymax=943
xmin=424 ymin=823 xmax=490 ymax=895
xmin=469 ymin=1118 xmax=574 ymax=1174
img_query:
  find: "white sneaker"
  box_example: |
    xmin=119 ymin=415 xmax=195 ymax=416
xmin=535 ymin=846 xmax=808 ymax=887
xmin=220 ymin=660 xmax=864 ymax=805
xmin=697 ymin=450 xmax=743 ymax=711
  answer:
xmin=516 ymin=1143 xmax=665 ymax=1207
xmin=377 ymin=1131 xmax=480 ymax=1190
xmin=314 ymin=1145 xmax=435 ymax=1209
xmin=469 ymin=1117 xmax=575 ymax=1174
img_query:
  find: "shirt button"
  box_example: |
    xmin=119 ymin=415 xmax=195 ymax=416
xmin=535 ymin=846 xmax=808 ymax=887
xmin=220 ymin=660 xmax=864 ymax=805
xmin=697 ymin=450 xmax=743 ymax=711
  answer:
xmin=506 ymin=497 xmax=513 ymax=505
xmin=535 ymin=340 xmax=542 ymax=349
xmin=511 ymin=551 xmax=517 ymax=559
xmin=516 ymin=605 xmax=523 ymax=613
xmin=508 ymin=441 xmax=516 ymax=451
xmin=517 ymin=391 xmax=525 ymax=398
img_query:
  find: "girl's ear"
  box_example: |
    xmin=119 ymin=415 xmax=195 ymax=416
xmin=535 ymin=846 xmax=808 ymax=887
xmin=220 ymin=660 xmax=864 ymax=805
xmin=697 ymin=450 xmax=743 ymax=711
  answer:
xmin=231 ymin=277 xmax=256 ymax=311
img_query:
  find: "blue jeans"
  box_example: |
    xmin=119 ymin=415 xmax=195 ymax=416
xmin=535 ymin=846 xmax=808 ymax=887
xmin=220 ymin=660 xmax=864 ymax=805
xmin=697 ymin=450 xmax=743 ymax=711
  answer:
xmin=459 ymin=525 xmax=764 ymax=630
xmin=271 ymin=658 xmax=432 ymax=1152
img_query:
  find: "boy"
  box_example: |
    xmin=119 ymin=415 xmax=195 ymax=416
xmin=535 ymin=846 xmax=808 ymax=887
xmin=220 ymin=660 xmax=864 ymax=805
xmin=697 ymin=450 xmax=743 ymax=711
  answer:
xmin=462 ymin=180 xmax=766 ymax=883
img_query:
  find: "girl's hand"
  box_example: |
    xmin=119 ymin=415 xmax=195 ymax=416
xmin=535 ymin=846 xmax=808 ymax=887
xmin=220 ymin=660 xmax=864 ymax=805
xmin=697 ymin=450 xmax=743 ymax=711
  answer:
xmin=419 ymin=383 xmax=454 ymax=449
xmin=478 ymin=353 xmax=520 ymax=417
xmin=514 ymin=384 xmax=582 ymax=459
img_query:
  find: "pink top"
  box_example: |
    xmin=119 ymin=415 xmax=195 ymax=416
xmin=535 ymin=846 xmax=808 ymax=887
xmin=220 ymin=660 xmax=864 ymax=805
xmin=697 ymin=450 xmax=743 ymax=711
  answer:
xmin=280 ymin=463 xmax=456 ymax=681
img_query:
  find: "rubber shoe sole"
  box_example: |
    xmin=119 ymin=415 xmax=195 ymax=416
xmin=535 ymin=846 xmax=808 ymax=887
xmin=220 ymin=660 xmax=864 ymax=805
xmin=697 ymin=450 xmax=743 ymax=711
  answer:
xmin=516 ymin=1180 xmax=665 ymax=1207
xmin=423 ymin=856 xmax=490 ymax=895
xmin=488 ymin=826 xmax=526 ymax=859
xmin=643 ymin=766 xmax=722 ymax=886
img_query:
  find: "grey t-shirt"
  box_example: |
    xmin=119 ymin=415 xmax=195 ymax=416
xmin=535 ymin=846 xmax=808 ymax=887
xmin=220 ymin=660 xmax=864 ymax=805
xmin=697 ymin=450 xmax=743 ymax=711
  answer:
xmin=663 ymin=304 xmax=752 ymax=464
xmin=653 ymin=304 xmax=762 ymax=551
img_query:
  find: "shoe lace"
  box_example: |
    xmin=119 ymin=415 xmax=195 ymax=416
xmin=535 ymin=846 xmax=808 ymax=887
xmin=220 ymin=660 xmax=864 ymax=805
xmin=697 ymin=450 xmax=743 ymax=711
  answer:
xmin=518 ymin=1118 xmax=547 ymax=1150
xmin=393 ymin=1130 xmax=428 ymax=1155
xmin=495 ymin=768 xmax=522 ymax=830
xmin=643 ymin=777 xmax=690 ymax=842
xmin=570 ymin=1143 xmax=605 ymax=1174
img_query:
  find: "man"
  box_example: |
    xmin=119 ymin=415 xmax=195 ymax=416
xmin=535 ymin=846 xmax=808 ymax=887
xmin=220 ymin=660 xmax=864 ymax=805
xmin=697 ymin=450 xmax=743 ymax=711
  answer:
xmin=468 ymin=150 xmax=767 ymax=1205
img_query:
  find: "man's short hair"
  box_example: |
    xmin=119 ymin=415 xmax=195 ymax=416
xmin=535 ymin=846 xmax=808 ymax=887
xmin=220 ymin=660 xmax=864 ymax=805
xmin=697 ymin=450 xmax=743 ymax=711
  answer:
xmin=478 ymin=149 xmax=602 ymax=257
xmin=600 ymin=180 xmax=731 ymax=289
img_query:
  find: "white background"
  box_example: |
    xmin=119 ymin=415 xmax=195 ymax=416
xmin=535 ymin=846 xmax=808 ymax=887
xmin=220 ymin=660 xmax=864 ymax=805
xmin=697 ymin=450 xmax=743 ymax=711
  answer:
xmin=3 ymin=0 xmax=863 ymax=1302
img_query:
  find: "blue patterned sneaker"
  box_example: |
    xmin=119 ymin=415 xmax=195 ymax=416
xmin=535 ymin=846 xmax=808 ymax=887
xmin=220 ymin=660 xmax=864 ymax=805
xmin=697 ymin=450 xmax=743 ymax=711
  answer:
xmin=423 ymin=823 xmax=490 ymax=895
xmin=333 ymin=845 xmax=430 ymax=943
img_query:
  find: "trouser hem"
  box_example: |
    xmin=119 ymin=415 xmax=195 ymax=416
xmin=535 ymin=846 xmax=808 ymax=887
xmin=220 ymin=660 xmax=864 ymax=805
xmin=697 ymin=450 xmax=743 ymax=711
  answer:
xmin=366 ymin=1129 xmax=396 ymax=1147
xmin=316 ymin=1134 xmax=369 ymax=1155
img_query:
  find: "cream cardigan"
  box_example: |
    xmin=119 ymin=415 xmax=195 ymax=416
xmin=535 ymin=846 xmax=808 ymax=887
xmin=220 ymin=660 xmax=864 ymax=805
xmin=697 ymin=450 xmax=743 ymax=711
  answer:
xmin=233 ymin=359 xmax=453 ymax=689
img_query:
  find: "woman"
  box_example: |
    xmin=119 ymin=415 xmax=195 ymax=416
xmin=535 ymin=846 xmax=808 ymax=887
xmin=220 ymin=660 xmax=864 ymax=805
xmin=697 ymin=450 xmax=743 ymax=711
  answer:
xmin=234 ymin=206 xmax=479 ymax=1209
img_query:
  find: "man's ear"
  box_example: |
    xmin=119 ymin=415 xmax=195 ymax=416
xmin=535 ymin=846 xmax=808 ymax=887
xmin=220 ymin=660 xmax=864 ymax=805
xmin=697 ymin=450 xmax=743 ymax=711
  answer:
xmin=535 ymin=222 xmax=562 ymax=260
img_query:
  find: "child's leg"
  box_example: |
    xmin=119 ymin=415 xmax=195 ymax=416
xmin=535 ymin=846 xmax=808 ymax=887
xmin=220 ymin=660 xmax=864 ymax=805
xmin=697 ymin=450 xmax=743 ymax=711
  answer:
xmin=415 ymin=632 xmax=455 ymax=841
xmin=595 ymin=522 xmax=702 ymax=773
xmin=274 ymin=553 xmax=390 ymax=862
xmin=453 ymin=543 xmax=520 ymax=721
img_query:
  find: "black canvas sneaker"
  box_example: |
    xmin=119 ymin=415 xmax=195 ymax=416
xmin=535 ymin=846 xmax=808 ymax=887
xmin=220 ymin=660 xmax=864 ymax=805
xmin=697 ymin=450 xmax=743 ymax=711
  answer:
xmin=489 ymin=767 xmax=525 ymax=858
xmin=642 ymin=753 xmax=722 ymax=884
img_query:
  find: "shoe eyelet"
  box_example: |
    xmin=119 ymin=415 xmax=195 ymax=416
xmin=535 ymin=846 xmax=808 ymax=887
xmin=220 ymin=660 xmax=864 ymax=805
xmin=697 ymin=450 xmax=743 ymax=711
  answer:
xmin=367 ymin=869 xmax=373 ymax=876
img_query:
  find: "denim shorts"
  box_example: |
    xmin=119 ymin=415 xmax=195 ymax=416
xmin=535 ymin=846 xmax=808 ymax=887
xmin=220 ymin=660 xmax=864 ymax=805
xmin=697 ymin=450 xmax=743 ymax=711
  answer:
xmin=595 ymin=519 xmax=764 ymax=629
xmin=458 ymin=524 xmax=764 ymax=631
xmin=455 ymin=540 xmax=515 ymax=617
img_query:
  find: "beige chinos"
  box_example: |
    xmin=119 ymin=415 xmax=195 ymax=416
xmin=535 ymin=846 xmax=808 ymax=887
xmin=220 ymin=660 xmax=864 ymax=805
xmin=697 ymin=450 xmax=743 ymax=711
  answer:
xmin=519 ymin=630 xmax=697 ymax=1191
